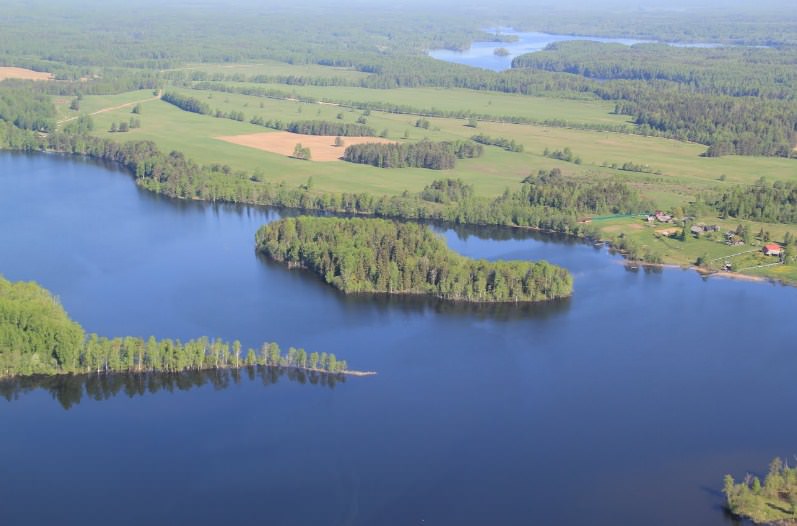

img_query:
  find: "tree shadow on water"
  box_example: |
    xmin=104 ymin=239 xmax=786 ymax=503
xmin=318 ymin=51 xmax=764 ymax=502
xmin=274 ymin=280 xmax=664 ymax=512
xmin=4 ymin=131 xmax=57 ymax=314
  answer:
xmin=0 ymin=365 xmax=345 ymax=411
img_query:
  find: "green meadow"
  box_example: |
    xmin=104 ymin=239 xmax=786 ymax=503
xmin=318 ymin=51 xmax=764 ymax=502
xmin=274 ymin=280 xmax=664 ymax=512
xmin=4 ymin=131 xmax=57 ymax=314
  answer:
xmin=55 ymin=82 xmax=796 ymax=198
xmin=165 ymin=60 xmax=371 ymax=81
xmin=50 ymin=68 xmax=797 ymax=282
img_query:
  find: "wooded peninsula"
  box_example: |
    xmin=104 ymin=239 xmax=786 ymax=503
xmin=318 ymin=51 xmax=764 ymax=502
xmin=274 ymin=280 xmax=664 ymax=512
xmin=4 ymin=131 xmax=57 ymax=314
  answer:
xmin=724 ymin=457 xmax=797 ymax=525
xmin=256 ymin=217 xmax=573 ymax=302
xmin=0 ymin=275 xmax=364 ymax=378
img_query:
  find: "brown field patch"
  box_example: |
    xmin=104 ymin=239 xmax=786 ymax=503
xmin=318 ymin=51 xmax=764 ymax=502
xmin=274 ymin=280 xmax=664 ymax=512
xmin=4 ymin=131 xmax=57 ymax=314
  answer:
xmin=215 ymin=131 xmax=397 ymax=162
xmin=0 ymin=67 xmax=53 ymax=81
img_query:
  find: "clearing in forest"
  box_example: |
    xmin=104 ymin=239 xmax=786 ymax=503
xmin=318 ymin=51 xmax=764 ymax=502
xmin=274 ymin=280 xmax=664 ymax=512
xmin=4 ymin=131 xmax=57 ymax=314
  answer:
xmin=0 ymin=67 xmax=53 ymax=81
xmin=215 ymin=131 xmax=397 ymax=161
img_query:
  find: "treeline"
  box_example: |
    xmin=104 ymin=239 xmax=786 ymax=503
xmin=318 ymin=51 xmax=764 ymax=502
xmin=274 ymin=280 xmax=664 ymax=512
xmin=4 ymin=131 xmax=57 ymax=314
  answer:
xmin=710 ymin=180 xmax=797 ymax=224
xmin=471 ymin=133 xmax=524 ymax=152
xmin=191 ymin=81 xmax=636 ymax=136
xmin=283 ymin=120 xmax=375 ymax=137
xmin=161 ymin=91 xmax=210 ymax=115
xmin=249 ymin=117 xmax=375 ymax=136
xmin=343 ymin=140 xmax=483 ymax=169
xmin=511 ymin=41 xmax=797 ymax=157
xmin=420 ymin=179 xmax=473 ymax=204
xmin=521 ymin=168 xmax=647 ymax=214
xmin=544 ymin=147 xmax=581 ymax=164
xmin=162 ymin=90 xmax=377 ymax=137
xmin=0 ymin=86 xmax=57 ymax=132
xmin=603 ymin=160 xmax=659 ymax=175
xmin=511 ymin=42 xmax=797 ymax=100
xmin=0 ymin=126 xmax=598 ymax=240
xmin=0 ymin=366 xmax=345 ymax=411
xmin=256 ymin=217 xmax=573 ymax=302
xmin=0 ymin=276 xmax=351 ymax=378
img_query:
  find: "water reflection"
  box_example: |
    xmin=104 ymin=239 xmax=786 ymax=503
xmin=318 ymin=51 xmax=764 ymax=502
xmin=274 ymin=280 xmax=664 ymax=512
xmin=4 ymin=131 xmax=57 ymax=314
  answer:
xmin=256 ymin=252 xmax=572 ymax=321
xmin=0 ymin=366 xmax=346 ymax=410
xmin=440 ymin=222 xmax=582 ymax=245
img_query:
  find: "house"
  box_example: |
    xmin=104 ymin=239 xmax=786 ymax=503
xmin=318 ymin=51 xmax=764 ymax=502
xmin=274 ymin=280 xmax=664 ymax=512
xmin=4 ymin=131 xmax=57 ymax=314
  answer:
xmin=763 ymin=243 xmax=782 ymax=256
xmin=690 ymin=225 xmax=705 ymax=235
xmin=655 ymin=211 xmax=672 ymax=223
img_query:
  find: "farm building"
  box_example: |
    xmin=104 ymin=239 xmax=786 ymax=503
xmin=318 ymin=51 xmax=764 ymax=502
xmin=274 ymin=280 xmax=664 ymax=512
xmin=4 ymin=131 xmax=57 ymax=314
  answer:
xmin=763 ymin=243 xmax=782 ymax=256
xmin=655 ymin=211 xmax=672 ymax=223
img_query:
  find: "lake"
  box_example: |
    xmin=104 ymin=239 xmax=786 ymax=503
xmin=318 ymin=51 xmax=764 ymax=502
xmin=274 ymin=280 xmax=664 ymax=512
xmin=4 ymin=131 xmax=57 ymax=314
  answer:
xmin=1 ymin=152 xmax=796 ymax=526
xmin=428 ymin=29 xmax=722 ymax=71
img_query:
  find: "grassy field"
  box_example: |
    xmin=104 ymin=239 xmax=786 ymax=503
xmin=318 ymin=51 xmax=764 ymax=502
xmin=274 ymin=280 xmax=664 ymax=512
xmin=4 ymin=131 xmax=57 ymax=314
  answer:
xmin=164 ymin=60 xmax=371 ymax=81
xmin=597 ymin=215 xmax=796 ymax=281
xmin=55 ymin=89 xmax=158 ymax=122
xmin=50 ymin=80 xmax=797 ymax=278
xmin=219 ymin=81 xmax=631 ymax=127
xmin=56 ymin=85 xmax=797 ymax=205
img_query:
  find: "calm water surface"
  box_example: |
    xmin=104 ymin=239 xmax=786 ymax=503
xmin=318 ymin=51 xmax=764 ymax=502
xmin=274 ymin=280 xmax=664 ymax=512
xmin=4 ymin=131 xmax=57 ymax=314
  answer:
xmin=2 ymin=152 xmax=796 ymax=526
xmin=429 ymin=29 xmax=724 ymax=71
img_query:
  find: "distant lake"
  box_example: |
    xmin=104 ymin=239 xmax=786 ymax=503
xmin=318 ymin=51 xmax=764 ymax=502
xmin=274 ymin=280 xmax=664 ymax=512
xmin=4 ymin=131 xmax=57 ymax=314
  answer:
xmin=1 ymin=152 xmax=796 ymax=526
xmin=429 ymin=29 xmax=724 ymax=71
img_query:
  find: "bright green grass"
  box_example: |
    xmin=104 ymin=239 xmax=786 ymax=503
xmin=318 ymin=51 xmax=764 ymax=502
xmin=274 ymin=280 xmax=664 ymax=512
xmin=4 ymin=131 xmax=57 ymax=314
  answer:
xmin=86 ymin=97 xmax=530 ymax=196
xmin=219 ymin=82 xmax=631 ymax=127
xmin=165 ymin=61 xmax=370 ymax=80
xmin=599 ymin=216 xmax=796 ymax=265
xmin=53 ymin=90 xmax=157 ymax=123
xmin=68 ymin=85 xmax=797 ymax=284
xmin=80 ymin=86 xmax=797 ymax=207
xmin=175 ymin=87 xmax=797 ymax=195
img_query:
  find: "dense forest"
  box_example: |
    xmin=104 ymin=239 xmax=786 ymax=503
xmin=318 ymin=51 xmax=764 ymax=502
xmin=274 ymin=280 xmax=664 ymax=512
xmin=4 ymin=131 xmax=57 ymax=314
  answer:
xmin=343 ymin=140 xmax=483 ymax=169
xmin=420 ymin=179 xmax=474 ymax=204
xmin=512 ymin=42 xmax=797 ymax=157
xmin=247 ymin=117 xmax=377 ymax=136
xmin=710 ymin=180 xmax=797 ymax=224
xmin=724 ymin=457 xmax=797 ymax=524
xmin=282 ymin=120 xmax=375 ymax=137
xmin=521 ymin=168 xmax=648 ymax=214
xmin=0 ymin=275 xmax=352 ymax=378
xmin=256 ymin=217 xmax=573 ymax=302
xmin=2 ymin=1 xmax=796 ymax=157
xmin=0 ymin=87 xmax=56 ymax=132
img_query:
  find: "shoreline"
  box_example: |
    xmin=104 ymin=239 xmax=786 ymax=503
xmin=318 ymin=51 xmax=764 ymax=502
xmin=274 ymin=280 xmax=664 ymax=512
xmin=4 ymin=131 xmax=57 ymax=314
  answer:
xmin=618 ymin=258 xmax=774 ymax=283
xmin=611 ymin=248 xmax=792 ymax=287
xmin=0 ymin=363 xmax=377 ymax=382
xmin=5 ymin=148 xmax=795 ymax=289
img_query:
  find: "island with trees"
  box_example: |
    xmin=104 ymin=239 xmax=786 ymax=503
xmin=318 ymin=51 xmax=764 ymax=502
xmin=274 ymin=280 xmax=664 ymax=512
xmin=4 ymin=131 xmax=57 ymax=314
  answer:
xmin=0 ymin=1 xmax=795 ymax=286
xmin=0 ymin=275 xmax=370 ymax=378
xmin=255 ymin=217 xmax=573 ymax=302
xmin=724 ymin=457 xmax=797 ymax=525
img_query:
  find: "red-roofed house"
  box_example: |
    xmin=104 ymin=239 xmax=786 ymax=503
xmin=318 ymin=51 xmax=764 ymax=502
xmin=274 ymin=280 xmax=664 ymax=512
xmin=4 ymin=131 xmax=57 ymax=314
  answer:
xmin=763 ymin=243 xmax=782 ymax=256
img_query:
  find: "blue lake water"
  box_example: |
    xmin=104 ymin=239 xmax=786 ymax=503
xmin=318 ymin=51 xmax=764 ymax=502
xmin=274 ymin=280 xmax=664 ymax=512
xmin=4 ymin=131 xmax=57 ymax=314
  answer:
xmin=429 ymin=29 xmax=722 ymax=71
xmin=1 ymin=152 xmax=795 ymax=525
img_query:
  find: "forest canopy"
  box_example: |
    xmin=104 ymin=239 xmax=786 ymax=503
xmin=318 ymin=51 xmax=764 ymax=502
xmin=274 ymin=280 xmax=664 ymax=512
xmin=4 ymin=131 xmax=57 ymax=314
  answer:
xmin=343 ymin=140 xmax=483 ymax=169
xmin=0 ymin=275 xmax=351 ymax=378
xmin=255 ymin=217 xmax=573 ymax=303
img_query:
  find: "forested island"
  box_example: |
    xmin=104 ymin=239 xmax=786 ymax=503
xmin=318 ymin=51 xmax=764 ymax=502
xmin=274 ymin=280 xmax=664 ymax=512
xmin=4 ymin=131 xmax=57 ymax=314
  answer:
xmin=724 ymin=457 xmax=797 ymax=524
xmin=0 ymin=275 xmax=366 ymax=378
xmin=255 ymin=217 xmax=573 ymax=302
xmin=0 ymin=0 xmax=795 ymax=285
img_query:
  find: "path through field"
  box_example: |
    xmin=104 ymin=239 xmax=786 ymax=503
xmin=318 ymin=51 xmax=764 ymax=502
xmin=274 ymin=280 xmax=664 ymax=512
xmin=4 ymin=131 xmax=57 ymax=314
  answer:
xmin=57 ymin=92 xmax=162 ymax=126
